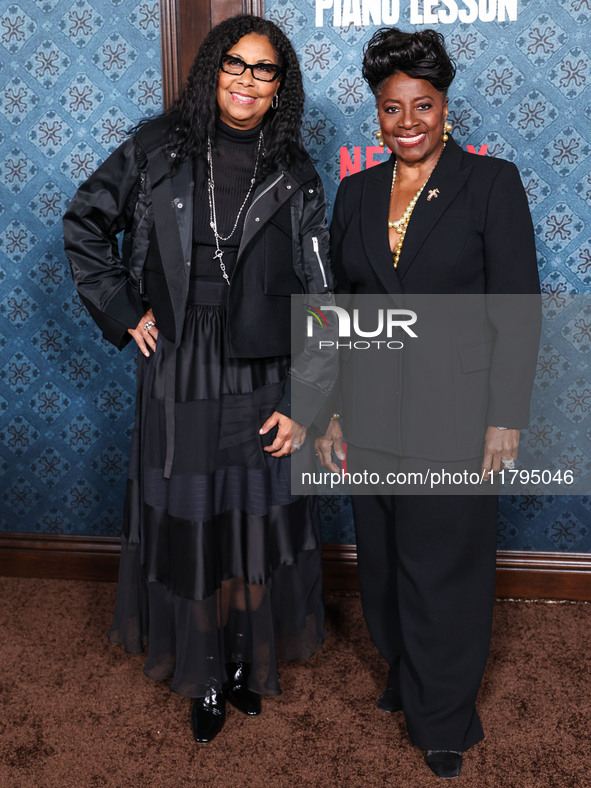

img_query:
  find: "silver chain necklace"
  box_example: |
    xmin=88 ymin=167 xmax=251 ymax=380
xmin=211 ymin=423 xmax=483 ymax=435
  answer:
xmin=206 ymin=131 xmax=264 ymax=286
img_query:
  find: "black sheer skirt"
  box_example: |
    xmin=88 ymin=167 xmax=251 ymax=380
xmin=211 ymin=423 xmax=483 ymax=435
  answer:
xmin=108 ymin=282 xmax=326 ymax=697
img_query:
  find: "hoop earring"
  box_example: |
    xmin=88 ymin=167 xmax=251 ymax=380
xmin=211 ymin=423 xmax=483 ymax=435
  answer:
xmin=376 ymin=128 xmax=385 ymax=148
xmin=442 ymin=121 xmax=452 ymax=142
xmin=271 ymin=94 xmax=279 ymax=110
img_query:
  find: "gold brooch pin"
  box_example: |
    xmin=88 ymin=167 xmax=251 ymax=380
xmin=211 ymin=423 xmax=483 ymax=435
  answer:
xmin=427 ymin=189 xmax=440 ymax=201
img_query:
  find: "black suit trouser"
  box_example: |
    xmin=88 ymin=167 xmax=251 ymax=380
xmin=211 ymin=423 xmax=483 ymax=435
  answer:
xmin=351 ymin=489 xmax=498 ymax=751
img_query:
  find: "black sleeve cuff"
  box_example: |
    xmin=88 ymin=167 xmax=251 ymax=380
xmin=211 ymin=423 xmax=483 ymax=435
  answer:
xmin=276 ymin=376 xmax=329 ymax=429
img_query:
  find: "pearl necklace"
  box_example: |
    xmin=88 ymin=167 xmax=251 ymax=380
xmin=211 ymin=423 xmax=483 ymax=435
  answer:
xmin=388 ymin=144 xmax=445 ymax=269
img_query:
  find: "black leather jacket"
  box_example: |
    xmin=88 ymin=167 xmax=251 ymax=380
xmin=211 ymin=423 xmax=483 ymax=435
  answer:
xmin=63 ymin=117 xmax=335 ymax=424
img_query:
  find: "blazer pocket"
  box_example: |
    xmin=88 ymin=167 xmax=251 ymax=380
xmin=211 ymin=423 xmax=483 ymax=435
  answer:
xmin=263 ymin=210 xmax=303 ymax=296
xmin=459 ymin=341 xmax=493 ymax=374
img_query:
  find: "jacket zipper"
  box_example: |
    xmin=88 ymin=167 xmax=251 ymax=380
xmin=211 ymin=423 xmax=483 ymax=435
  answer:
xmin=244 ymin=173 xmax=284 ymax=224
xmin=312 ymin=236 xmax=328 ymax=289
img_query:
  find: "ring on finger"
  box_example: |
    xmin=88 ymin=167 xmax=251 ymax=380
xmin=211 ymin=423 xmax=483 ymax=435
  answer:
xmin=144 ymin=320 xmax=155 ymax=332
xmin=292 ymin=443 xmax=301 ymax=451
xmin=501 ymin=457 xmax=515 ymax=470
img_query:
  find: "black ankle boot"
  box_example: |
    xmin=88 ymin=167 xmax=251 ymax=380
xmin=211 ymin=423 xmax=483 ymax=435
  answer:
xmin=424 ymin=750 xmax=463 ymax=779
xmin=226 ymin=662 xmax=261 ymax=716
xmin=191 ymin=687 xmax=226 ymax=743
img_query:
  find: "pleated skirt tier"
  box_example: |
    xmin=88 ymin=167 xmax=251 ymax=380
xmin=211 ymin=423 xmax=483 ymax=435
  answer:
xmin=109 ymin=281 xmax=325 ymax=697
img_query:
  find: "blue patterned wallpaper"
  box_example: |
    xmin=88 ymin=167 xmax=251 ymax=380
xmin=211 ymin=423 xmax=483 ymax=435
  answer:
xmin=0 ymin=0 xmax=160 ymax=537
xmin=0 ymin=1 xmax=589 ymax=553
xmin=266 ymin=0 xmax=591 ymax=551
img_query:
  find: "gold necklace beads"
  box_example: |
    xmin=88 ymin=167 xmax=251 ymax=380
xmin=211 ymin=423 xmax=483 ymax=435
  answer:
xmin=388 ymin=144 xmax=445 ymax=269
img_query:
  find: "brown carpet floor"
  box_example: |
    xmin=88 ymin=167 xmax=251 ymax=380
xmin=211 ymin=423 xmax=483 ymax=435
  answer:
xmin=0 ymin=577 xmax=589 ymax=788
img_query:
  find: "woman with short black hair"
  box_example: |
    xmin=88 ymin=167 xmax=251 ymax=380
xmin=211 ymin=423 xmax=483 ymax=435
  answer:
xmin=317 ymin=26 xmax=540 ymax=778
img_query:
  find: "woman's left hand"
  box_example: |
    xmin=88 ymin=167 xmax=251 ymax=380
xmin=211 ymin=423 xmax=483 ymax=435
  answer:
xmin=128 ymin=307 xmax=158 ymax=357
xmin=260 ymin=411 xmax=307 ymax=457
xmin=481 ymin=427 xmax=520 ymax=479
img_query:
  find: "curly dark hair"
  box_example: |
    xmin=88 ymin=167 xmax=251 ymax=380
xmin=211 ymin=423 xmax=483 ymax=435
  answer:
xmin=362 ymin=28 xmax=456 ymax=96
xmin=161 ymin=15 xmax=304 ymax=177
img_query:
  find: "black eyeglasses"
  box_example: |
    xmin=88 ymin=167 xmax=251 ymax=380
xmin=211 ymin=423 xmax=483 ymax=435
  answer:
xmin=220 ymin=54 xmax=282 ymax=82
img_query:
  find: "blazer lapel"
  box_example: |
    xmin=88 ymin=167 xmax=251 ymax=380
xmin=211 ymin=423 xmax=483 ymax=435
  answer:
xmin=395 ymin=138 xmax=473 ymax=281
xmin=147 ymin=153 xmax=192 ymax=346
xmin=360 ymin=156 xmax=403 ymax=297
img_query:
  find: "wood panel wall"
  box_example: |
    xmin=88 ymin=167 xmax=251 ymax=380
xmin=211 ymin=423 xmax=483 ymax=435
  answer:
xmin=1 ymin=534 xmax=590 ymax=600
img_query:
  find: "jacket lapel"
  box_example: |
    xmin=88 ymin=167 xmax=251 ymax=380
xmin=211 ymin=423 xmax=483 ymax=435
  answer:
xmin=147 ymin=151 xmax=192 ymax=347
xmin=146 ymin=147 xmax=174 ymax=188
xmin=395 ymin=138 xmax=473 ymax=281
xmin=360 ymin=156 xmax=403 ymax=296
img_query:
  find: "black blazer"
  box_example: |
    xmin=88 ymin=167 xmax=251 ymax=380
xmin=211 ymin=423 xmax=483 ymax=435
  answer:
xmin=330 ymin=138 xmax=541 ymax=460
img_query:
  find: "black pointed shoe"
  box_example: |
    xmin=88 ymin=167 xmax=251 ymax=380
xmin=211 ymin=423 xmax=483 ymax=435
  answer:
xmin=226 ymin=662 xmax=261 ymax=716
xmin=424 ymin=750 xmax=463 ymax=779
xmin=377 ymin=687 xmax=402 ymax=713
xmin=191 ymin=687 xmax=226 ymax=743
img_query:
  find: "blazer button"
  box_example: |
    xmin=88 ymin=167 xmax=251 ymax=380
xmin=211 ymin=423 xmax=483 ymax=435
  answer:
xmin=286 ymin=184 xmax=292 ymax=189
xmin=176 ymin=202 xmax=183 ymax=209
xmin=255 ymin=217 xmax=260 ymax=222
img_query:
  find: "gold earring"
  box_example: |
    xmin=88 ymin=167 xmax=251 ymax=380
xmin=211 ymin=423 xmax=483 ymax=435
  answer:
xmin=442 ymin=121 xmax=452 ymax=142
xmin=376 ymin=129 xmax=385 ymax=148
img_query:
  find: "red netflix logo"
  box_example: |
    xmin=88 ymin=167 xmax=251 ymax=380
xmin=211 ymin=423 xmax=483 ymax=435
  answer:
xmin=339 ymin=144 xmax=489 ymax=180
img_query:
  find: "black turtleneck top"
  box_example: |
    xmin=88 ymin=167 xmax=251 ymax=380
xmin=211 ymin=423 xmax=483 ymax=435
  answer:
xmin=192 ymin=119 xmax=263 ymax=282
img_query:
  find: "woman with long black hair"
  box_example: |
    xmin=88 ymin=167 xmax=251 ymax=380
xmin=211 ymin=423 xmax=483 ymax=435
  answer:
xmin=64 ymin=14 xmax=333 ymax=743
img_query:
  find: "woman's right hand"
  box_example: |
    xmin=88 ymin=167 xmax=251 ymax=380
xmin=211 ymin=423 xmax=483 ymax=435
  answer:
xmin=314 ymin=418 xmax=346 ymax=473
xmin=128 ymin=308 xmax=158 ymax=357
